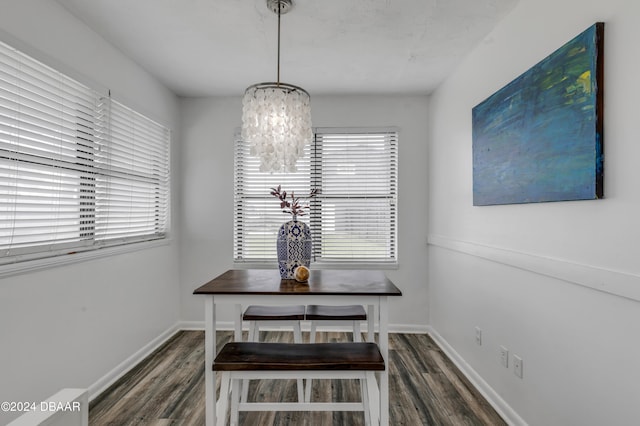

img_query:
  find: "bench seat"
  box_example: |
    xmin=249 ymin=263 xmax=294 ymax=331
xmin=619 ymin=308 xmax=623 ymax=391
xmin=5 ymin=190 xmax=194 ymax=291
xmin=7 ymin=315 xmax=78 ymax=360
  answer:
xmin=242 ymin=305 xmax=305 ymax=321
xmin=214 ymin=342 xmax=385 ymax=371
xmin=305 ymin=304 xmax=367 ymax=321
xmin=213 ymin=342 xmax=384 ymax=425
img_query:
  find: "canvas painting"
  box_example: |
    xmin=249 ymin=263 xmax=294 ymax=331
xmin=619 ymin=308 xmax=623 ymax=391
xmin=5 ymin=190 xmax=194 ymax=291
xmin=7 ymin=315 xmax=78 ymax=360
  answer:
xmin=472 ymin=23 xmax=604 ymax=206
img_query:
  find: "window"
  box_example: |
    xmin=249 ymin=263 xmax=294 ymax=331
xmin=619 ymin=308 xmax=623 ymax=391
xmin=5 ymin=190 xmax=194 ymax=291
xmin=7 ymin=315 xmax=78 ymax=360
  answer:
xmin=234 ymin=127 xmax=397 ymax=266
xmin=0 ymin=40 xmax=170 ymax=266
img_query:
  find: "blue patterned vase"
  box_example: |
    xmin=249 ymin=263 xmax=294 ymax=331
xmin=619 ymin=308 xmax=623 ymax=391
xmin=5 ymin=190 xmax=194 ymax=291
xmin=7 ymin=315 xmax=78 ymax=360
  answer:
xmin=277 ymin=216 xmax=311 ymax=279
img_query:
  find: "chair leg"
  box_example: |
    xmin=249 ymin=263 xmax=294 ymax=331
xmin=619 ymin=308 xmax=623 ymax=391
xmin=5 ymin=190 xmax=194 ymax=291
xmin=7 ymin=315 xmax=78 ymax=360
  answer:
xmin=353 ymin=320 xmax=361 ymax=342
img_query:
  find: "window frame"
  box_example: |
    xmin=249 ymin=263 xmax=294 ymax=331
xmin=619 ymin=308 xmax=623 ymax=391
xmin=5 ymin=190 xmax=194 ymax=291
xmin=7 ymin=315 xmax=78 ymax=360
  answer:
xmin=0 ymin=39 xmax=171 ymax=275
xmin=234 ymin=126 xmax=398 ymax=270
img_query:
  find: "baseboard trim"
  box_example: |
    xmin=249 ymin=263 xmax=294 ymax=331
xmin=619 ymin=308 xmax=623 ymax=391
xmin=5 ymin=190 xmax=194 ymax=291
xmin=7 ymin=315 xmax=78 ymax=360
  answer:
xmin=178 ymin=320 xmax=207 ymax=330
xmin=388 ymin=323 xmax=429 ymax=334
xmin=177 ymin=320 xmax=428 ymax=334
xmin=427 ymin=326 xmax=527 ymax=426
xmin=428 ymin=234 xmax=640 ymax=302
xmin=88 ymin=323 xmax=180 ymax=401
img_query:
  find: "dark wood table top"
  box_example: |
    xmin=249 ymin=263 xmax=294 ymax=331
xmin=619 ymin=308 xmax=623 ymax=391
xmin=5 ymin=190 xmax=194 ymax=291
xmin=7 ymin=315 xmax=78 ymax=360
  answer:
xmin=193 ymin=269 xmax=402 ymax=296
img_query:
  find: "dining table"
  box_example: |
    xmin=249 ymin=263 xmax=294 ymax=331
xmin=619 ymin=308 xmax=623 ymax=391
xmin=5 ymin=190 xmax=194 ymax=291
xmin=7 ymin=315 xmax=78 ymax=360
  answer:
xmin=193 ymin=268 xmax=402 ymax=426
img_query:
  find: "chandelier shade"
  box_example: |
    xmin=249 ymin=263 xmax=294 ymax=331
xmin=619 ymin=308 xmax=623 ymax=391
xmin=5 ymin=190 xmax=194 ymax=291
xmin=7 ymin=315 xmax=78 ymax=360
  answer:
xmin=242 ymin=82 xmax=312 ymax=173
xmin=240 ymin=0 xmax=312 ymax=173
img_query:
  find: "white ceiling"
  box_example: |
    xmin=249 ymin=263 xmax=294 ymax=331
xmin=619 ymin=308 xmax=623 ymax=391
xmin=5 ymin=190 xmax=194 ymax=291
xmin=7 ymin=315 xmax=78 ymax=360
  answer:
xmin=55 ymin=0 xmax=518 ymax=97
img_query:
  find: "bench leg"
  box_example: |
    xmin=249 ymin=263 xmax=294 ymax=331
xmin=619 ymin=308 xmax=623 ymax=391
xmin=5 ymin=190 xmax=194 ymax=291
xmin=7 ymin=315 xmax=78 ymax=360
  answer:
xmin=353 ymin=320 xmax=361 ymax=342
xmin=366 ymin=371 xmax=379 ymax=426
xmin=362 ymin=373 xmax=371 ymax=426
xmin=304 ymin=376 xmax=312 ymax=403
xmin=228 ymin=370 xmax=380 ymax=424
xmin=293 ymin=322 xmax=304 ymax=402
xmin=230 ymin=378 xmax=240 ymax=426
xmin=217 ymin=372 xmax=231 ymax=426
xmin=241 ymin=322 xmax=258 ymax=404
xmin=367 ymin=304 xmax=375 ymax=342
xmin=305 ymin=321 xmax=318 ymax=402
xmin=309 ymin=321 xmax=317 ymax=343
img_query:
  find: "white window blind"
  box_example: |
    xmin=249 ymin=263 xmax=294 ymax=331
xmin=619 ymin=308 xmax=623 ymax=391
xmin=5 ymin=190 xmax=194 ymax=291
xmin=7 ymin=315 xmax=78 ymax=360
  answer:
xmin=234 ymin=130 xmax=311 ymax=261
xmin=234 ymin=127 xmax=397 ymax=265
xmin=311 ymin=129 xmax=397 ymax=263
xmin=96 ymin=100 xmax=170 ymax=245
xmin=0 ymin=40 xmax=170 ymax=265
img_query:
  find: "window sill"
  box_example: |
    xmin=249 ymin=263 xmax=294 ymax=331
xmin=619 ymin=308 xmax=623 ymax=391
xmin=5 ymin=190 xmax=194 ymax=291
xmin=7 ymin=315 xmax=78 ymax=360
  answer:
xmin=233 ymin=261 xmax=399 ymax=271
xmin=0 ymin=239 xmax=172 ymax=280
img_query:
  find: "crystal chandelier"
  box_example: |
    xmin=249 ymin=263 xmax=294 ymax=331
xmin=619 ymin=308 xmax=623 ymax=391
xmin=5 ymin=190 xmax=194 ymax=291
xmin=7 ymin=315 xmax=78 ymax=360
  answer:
xmin=241 ymin=0 xmax=312 ymax=173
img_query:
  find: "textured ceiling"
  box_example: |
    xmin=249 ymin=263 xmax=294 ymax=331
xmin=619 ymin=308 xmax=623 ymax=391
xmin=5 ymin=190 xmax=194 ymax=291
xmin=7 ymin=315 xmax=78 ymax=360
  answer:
xmin=56 ymin=0 xmax=518 ymax=97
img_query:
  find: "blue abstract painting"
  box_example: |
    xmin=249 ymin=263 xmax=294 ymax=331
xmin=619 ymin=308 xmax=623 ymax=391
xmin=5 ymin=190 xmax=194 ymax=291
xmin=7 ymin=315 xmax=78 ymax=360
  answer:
xmin=472 ymin=23 xmax=604 ymax=206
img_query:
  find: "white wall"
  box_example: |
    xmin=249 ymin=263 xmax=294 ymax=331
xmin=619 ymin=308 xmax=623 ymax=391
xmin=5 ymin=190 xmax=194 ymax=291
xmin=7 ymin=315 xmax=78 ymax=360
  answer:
xmin=428 ymin=0 xmax=640 ymax=424
xmin=0 ymin=1 xmax=181 ymax=423
xmin=179 ymin=95 xmax=429 ymax=330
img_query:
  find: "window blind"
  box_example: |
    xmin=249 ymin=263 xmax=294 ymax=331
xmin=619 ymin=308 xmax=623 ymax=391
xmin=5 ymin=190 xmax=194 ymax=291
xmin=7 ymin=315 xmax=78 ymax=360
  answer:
xmin=234 ymin=130 xmax=311 ymax=261
xmin=311 ymin=129 xmax=397 ymax=263
xmin=234 ymin=127 xmax=397 ymax=265
xmin=96 ymin=100 xmax=170 ymax=245
xmin=0 ymin=40 xmax=170 ymax=265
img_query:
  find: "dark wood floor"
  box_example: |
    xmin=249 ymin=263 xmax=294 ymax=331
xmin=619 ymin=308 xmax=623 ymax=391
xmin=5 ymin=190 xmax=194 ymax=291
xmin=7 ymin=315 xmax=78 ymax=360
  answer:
xmin=89 ymin=330 xmax=505 ymax=425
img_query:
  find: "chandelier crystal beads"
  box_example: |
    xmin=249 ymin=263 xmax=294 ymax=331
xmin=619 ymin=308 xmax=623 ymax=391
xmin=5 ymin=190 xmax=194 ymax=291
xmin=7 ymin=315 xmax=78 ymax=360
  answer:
xmin=242 ymin=82 xmax=312 ymax=173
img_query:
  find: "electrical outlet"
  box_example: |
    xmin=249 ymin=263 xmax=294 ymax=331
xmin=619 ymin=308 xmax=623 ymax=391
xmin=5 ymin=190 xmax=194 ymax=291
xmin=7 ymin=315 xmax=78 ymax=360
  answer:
xmin=500 ymin=346 xmax=509 ymax=368
xmin=514 ymin=354 xmax=523 ymax=378
xmin=475 ymin=327 xmax=482 ymax=346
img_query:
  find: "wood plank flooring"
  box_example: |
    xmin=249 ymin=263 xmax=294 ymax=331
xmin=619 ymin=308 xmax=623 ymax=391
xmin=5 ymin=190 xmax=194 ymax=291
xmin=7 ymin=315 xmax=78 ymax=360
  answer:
xmin=89 ymin=331 xmax=505 ymax=425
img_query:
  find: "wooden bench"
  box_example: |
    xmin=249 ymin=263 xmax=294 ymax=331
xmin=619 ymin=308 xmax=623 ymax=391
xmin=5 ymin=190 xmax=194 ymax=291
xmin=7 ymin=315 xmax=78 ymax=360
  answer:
xmin=214 ymin=342 xmax=385 ymax=426
xmin=241 ymin=304 xmax=370 ymax=403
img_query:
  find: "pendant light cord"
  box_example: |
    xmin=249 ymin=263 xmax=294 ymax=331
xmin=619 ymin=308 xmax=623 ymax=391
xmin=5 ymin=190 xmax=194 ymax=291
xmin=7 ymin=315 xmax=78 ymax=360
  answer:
xmin=277 ymin=1 xmax=281 ymax=86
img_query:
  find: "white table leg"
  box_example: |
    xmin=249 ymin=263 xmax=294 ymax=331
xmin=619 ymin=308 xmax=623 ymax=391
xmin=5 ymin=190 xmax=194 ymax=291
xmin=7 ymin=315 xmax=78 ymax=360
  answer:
xmin=367 ymin=304 xmax=375 ymax=342
xmin=234 ymin=304 xmax=243 ymax=342
xmin=205 ymin=297 xmax=216 ymax=426
xmin=379 ymin=296 xmax=389 ymax=426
